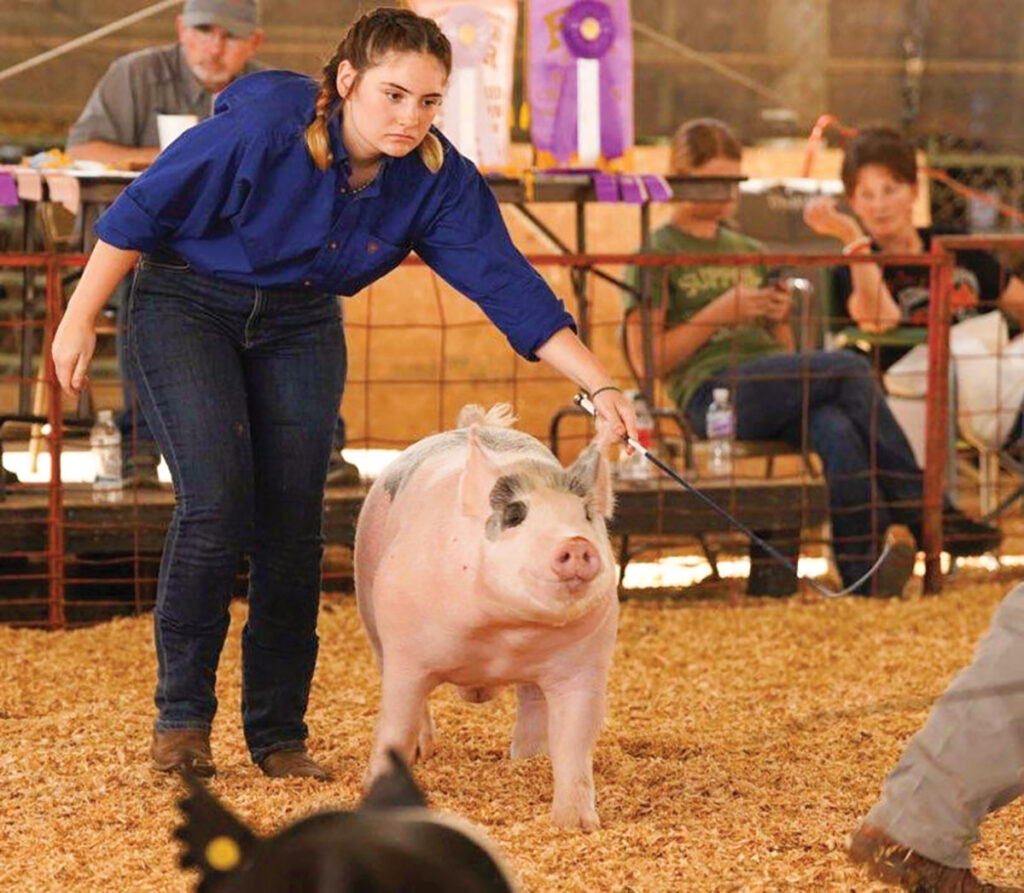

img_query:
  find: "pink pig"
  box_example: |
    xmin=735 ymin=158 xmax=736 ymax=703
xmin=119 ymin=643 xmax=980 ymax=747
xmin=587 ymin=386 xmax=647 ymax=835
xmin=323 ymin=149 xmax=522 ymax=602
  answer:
xmin=354 ymin=404 xmax=619 ymax=830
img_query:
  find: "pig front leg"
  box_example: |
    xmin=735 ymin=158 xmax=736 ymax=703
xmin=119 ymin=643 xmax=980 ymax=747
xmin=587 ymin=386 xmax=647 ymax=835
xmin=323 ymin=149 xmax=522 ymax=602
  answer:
xmin=510 ymin=683 xmax=548 ymax=759
xmin=365 ymin=668 xmax=434 ymax=789
xmin=544 ymin=680 xmax=606 ymax=831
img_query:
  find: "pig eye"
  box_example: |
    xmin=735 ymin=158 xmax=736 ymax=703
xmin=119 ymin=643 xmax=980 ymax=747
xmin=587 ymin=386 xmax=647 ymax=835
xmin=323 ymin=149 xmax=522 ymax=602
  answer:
xmin=584 ymin=504 xmax=593 ymax=523
xmin=503 ymin=500 xmax=527 ymax=529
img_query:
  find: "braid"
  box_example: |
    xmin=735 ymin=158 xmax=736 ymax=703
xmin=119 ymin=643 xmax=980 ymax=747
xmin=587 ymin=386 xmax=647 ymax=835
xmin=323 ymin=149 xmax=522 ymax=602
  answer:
xmin=304 ymin=7 xmax=452 ymax=174
xmin=304 ymin=51 xmax=343 ymax=172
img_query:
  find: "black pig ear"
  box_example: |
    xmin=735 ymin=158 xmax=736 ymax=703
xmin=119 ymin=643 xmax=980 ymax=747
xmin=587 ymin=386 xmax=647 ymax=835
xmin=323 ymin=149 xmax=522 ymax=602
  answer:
xmin=360 ymin=749 xmax=428 ymax=810
xmin=175 ymin=771 xmax=258 ymax=886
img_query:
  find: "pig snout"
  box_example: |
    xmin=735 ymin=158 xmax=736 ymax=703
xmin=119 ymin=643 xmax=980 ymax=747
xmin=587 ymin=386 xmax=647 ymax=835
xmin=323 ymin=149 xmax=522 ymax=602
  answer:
xmin=552 ymin=537 xmax=600 ymax=583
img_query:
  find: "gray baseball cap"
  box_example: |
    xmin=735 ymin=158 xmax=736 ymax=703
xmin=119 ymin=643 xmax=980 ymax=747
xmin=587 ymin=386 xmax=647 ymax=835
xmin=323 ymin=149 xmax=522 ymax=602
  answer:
xmin=181 ymin=0 xmax=261 ymax=37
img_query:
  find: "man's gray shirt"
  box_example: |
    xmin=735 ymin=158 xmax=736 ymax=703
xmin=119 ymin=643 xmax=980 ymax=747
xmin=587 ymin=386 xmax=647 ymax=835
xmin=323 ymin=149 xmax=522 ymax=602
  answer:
xmin=67 ymin=43 xmax=263 ymax=149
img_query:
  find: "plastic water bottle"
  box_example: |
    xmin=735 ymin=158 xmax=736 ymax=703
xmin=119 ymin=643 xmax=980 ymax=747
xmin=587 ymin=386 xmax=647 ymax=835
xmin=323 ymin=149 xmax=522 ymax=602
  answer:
xmin=617 ymin=391 xmax=654 ymax=481
xmin=705 ymin=387 xmax=735 ymax=476
xmin=91 ymin=409 xmax=122 ymax=503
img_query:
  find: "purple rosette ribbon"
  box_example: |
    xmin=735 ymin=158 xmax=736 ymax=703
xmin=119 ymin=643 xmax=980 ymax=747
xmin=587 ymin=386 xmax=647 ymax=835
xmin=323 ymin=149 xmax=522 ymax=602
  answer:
xmin=441 ymin=5 xmax=500 ymax=165
xmin=551 ymin=0 xmax=625 ymax=163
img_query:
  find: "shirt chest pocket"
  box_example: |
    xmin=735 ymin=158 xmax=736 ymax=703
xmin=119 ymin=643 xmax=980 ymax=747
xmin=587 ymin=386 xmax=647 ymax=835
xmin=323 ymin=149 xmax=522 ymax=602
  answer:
xmin=334 ymin=234 xmax=410 ymax=296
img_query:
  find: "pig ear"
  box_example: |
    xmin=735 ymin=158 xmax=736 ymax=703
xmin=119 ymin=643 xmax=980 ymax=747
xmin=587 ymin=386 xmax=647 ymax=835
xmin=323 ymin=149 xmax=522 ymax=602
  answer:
xmin=360 ymin=750 xmax=428 ymax=811
xmin=568 ymin=445 xmax=615 ymax=519
xmin=174 ymin=770 xmax=258 ymax=880
xmin=459 ymin=426 xmax=501 ymax=517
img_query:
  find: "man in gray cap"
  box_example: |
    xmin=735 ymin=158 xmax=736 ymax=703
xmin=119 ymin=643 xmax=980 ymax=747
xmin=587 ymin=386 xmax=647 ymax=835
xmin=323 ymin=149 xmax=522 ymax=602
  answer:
xmin=66 ymin=0 xmax=263 ymax=485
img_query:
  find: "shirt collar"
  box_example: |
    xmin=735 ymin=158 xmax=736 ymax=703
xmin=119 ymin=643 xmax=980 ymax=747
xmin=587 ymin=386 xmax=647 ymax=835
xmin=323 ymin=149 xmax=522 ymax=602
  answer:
xmin=328 ymin=104 xmax=393 ymax=197
xmin=176 ymin=44 xmax=214 ymax=112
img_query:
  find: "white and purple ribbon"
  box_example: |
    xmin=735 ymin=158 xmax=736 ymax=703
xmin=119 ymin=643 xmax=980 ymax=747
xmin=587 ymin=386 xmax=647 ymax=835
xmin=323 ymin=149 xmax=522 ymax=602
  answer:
xmin=551 ymin=0 xmax=625 ymax=164
xmin=440 ymin=5 xmax=500 ymax=166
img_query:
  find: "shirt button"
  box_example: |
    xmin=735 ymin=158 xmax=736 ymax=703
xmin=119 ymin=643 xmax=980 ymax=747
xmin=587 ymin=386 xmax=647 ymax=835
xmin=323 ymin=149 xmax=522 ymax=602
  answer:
xmin=367 ymin=240 xmax=379 ymax=254
xmin=328 ymin=241 xmax=338 ymax=250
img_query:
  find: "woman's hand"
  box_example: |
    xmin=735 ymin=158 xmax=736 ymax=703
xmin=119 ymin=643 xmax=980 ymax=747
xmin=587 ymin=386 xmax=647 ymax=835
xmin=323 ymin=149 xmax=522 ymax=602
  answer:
xmin=714 ymin=284 xmax=783 ymax=325
xmin=52 ymin=307 xmax=97 ymax=397
xmin=763 ymin=282 xmax=793 ymax=322
xmin=592 ymin=387 xmax=636 ymax=445
xmin=803 ymin=196 xmax=863 ymax=243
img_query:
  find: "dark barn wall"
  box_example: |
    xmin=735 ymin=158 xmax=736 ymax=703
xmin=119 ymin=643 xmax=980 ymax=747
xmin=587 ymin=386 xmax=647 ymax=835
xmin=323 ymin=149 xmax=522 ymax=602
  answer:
xmin=2 ymin=1 xmax=1023 ymax=150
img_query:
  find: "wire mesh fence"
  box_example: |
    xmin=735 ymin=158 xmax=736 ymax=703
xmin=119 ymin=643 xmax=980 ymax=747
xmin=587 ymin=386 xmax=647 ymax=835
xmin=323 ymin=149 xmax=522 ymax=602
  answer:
xmin=4 ymin=225 xmax=1023 ymax=624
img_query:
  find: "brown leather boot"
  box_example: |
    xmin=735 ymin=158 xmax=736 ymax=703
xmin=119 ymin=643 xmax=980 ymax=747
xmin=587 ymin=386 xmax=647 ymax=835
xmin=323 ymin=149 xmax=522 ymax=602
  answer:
xmin=258 ymin=747 xmax=332 ymax=781
xmin=849 ymin=823 xmax=1022 ymax=892
xmin=150 ymin=728 xmax=215 ymax=777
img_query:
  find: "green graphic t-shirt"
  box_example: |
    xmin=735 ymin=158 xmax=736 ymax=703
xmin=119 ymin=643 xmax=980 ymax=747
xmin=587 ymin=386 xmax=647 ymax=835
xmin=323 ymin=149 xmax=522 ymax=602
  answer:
xmin=624 ymin=224 xmax=787 ymax=410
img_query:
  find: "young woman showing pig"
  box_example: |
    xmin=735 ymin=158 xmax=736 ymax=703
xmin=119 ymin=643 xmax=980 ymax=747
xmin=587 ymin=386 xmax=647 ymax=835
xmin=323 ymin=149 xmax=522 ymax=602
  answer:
xmin=50 ymin=7 xmax=635 ymax=781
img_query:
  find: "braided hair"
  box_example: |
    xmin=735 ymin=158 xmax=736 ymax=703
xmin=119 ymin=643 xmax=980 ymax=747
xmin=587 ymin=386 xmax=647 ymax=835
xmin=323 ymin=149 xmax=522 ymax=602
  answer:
xmin=304 ymin=7 xmax=452 ymax=173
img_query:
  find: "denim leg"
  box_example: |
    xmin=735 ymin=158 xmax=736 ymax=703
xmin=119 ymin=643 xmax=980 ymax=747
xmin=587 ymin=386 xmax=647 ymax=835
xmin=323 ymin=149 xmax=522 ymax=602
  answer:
xmin=687 ymin=351 xmax=916 ymax=589
xmin=128 ymin=267 xmax=255 ymax=732
xmin=114 ymin=273 xmax=160 ymax=471
xmin=804 ymin=405 xmax=892 ymax=589
xmin=240 ymin=296 xmax=345 ymax=762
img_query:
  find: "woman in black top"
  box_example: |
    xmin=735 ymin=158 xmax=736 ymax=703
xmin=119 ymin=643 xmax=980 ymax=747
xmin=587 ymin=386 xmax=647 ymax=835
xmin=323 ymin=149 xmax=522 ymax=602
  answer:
xmin=804 ymin=126 xmax=1024 ymax=370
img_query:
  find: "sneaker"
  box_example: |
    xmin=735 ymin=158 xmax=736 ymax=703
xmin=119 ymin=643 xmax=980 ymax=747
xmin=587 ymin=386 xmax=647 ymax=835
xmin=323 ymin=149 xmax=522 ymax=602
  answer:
xmin=849 ymin=823 xmax=1021 ymax=892
xmin=871 ymin=527 xmax=917 ymax=598
xmin=326 ymin=453 xmax=361 ymax=486
xmin=908 ymin=507 xmax=1002 ymax=558
xmin=940 ymin=507 xmax=1002 ymax=557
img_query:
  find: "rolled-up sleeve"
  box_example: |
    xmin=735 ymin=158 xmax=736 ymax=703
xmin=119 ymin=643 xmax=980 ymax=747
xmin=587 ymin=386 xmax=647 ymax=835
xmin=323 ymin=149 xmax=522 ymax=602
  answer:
xmin=94 ymin=114 xmax=250 ymax=252
xmin=413 ymin=153 xmax=576 ymax=360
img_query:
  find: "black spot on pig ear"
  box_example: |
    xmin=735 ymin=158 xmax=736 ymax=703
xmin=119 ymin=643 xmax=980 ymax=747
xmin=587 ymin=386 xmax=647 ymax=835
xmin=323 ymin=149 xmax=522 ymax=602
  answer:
xmin=360 ymin=750 xmax=428 ymax=811
xmin=174 ymin=770 xmax=258 ymax=881
xmin=502 ymin=500 xmax=527 ymax=529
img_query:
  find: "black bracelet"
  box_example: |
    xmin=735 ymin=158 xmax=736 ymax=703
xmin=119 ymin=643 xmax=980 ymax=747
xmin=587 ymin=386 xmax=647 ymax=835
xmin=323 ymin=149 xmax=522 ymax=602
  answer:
xmin=589 ymin=385 xmax=622 ymax=401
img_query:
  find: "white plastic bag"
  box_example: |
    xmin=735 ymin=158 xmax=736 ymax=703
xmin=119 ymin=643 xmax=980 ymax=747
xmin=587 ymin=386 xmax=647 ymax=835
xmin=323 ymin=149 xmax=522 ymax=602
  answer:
xmin=883 ymin=312 xmax=1024 ymax=450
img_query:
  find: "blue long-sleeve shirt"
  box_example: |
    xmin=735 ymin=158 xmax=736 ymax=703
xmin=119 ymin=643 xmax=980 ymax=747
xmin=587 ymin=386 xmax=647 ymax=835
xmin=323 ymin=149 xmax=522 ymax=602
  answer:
xmin=95 ymin=70 xmax=575 ymax=360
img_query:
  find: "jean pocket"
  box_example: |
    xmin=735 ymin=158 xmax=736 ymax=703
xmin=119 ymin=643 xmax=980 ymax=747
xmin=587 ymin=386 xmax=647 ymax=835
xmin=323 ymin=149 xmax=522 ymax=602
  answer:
xmin=140 ymin=251 xmax=191 ymax=273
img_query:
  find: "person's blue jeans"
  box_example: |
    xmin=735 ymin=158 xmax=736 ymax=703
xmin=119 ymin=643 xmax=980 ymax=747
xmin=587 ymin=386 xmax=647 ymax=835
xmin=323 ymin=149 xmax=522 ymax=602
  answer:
xmin=686 ymin=351 xmax=924 ymax=592
xmin=127 ymin=252 xmax=346 ymax=762
xmin=113 ymin=275 xmax=160 ymax=472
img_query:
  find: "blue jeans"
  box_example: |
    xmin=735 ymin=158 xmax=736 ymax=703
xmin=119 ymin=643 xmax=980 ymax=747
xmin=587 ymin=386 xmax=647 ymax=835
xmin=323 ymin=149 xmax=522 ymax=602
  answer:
xmin=116 ymin=278 xmax=348 ymax=470
xmin=114 ymin=275 xmax=160 ymax=471
xmin=127 ymin=253 xmax=346 ymax=762
xmin=686 ymin=351 xmax=924 ymax=592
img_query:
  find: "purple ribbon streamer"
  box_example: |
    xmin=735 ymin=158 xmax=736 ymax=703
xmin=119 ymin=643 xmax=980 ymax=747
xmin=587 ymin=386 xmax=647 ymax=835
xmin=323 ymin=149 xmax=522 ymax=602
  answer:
xmin=592 ymin=172 xmax=618 ymax=201
xmin=641 ymin=175 xmax=673 ymax=202
xmin=0 ymin=171 xmax=17 ymax=207
xmin=617 ymin=174 xmax=646 ymax=204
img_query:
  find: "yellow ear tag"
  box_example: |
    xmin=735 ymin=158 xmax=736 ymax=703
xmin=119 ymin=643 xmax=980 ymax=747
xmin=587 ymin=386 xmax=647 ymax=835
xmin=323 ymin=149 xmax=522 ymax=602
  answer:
xmin=205 ymin=835 xmax=242 ymax=872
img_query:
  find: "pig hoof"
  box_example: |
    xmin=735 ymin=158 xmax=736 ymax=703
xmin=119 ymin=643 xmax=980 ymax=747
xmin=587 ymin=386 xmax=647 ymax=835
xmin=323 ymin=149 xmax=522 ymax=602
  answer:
xmin=457 ymin=686 xmax=496 ymax=703
xmin=551 ymin=805 xmax=600 ymax=832
xmin=510 ymin=738 xmax=547 ymax=760
xmin=415 ymin=732 xmax=433 ymax=762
